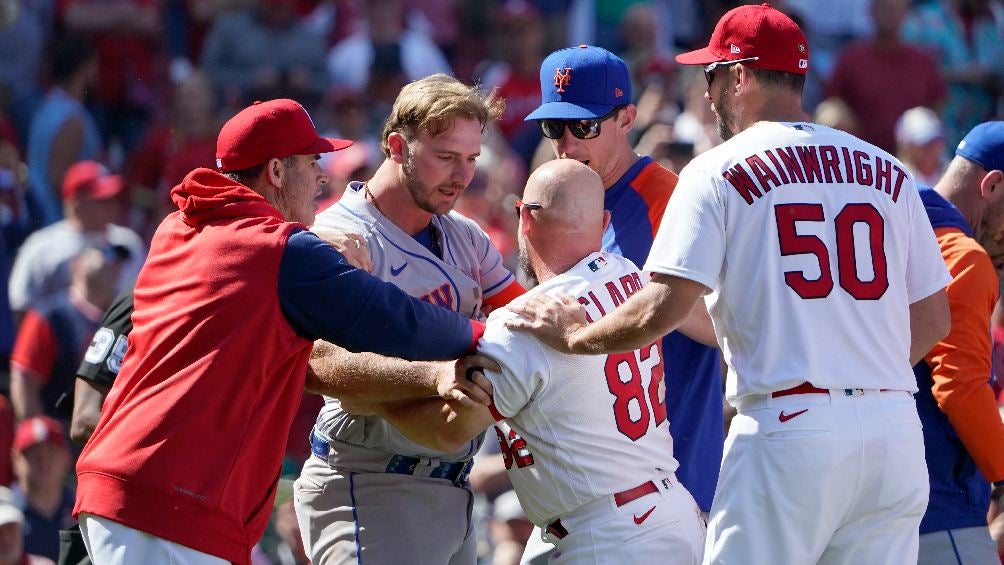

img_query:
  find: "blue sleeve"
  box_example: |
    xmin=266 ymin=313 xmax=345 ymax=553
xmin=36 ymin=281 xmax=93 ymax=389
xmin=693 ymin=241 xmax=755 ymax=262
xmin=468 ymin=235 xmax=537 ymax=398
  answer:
xmin=279 ymin=229 xmax=476 ymax=360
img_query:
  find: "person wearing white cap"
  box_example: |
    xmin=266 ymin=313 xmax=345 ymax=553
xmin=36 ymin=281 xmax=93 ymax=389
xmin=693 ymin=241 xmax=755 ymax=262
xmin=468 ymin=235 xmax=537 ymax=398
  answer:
xmin=894 ymin=107 xmax=947 ymax=187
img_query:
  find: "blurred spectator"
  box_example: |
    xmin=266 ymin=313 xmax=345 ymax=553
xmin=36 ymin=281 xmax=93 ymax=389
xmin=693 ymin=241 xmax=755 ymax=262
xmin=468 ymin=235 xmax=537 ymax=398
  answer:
xmin=0 ymin=485 xmax=53 ymax=565
xmin=902 ymin=0 xmax=1004 ymax=149
xmin=895 ymin=107 xmax=948 ymax=187
xmin=326 ymin=0 xmax=451 ymax=111
xmin=404 ymin=0 xmax=460 ymax=60
xmin=619 ymin=3 xmax=676 ymax=100
xmin=478 ymin=0 xmax=545 ymax=166
xmin=813 ymin=97 xmax=861 ymax=137
xmin=488 ymin=490 xmax=532 ymax=565
xmin=784 ymin=0 xmax=873 ymax=107
xmin=7 ymin=160 xmax=145 ymax=319
xmin=0 ymin=0 xmax=51 ymax=145
xmin=9 ymin=246 xmax=122 ymax=421
xmin=318 ymin=88 xmax=376 ymax=144
xmin=672 ymin=68 xmax=723 ymax=155
xmin=565 ymin=0 xmax=666 ymax=54
xmin=25 ymin=37 xmax=101 ymax=228
xmin=317 ymin=142 xmax=377 ymax=212
xmin=126 ymin=69 xmax=219 ymax=233
xmin=60 ymin=0 xmax=163 ymax=152
xmin=10 ymin=417 xmax=73 ymax=562
xmin=201 ymin=0 xmax=328 ymax=108
xmin=0 ymin=125 xmax=30 ymax=376
xmin=171 ymin=0 xmax=254 ymax=64
xmin=825 ymin=0 xmax=946 ymax=154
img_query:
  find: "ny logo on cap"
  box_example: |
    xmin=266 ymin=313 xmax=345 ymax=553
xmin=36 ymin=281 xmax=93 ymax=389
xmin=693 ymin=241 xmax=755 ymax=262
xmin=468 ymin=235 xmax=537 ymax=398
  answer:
xmin=554 ymin=67 xmax=572 ymax=93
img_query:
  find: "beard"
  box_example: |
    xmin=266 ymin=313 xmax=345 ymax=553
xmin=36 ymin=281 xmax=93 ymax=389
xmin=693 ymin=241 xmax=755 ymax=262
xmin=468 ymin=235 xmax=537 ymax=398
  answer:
xmin=517 ymin=236 xmax=538 ymax=288
xmin=714 ymin=80 xmax=736 ymax=141
xmin=402 ymin=153 xmax=463 ymax=216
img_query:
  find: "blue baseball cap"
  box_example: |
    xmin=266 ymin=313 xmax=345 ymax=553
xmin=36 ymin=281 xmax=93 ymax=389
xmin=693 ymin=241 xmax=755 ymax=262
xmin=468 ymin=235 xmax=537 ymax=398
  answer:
xmin=525 ymin=45 xmax=632 ymax=121
xmin=956 ymin=121 xmax=1004 ymax=172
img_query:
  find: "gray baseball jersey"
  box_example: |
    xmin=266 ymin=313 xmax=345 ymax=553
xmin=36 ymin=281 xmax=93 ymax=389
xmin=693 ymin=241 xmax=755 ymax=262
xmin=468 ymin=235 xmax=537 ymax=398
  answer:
xmin=310 ymin=181 xmax=517 ymax=463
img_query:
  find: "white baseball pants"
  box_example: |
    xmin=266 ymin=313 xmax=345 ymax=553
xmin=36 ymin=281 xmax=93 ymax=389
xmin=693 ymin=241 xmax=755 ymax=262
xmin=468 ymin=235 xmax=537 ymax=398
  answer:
xmin=705 ymin=388 xmax=928 ymax=565
xmin=78 ymin=513 xmax=228 ymax=565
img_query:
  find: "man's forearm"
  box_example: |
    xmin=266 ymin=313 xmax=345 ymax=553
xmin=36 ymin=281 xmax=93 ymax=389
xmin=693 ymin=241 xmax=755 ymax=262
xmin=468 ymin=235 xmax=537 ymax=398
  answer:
xmin=365 ymin=397 xmax=494 ymax=453
xmin=305 ymin=340 xmax=446 ymax=401
xmin=572 ymin=275 xmax=705 ymax=354
xmin=9 ymin=368 xmax=43 ymax=421
xmin=70 ymin=378 xmax=110 ymax=444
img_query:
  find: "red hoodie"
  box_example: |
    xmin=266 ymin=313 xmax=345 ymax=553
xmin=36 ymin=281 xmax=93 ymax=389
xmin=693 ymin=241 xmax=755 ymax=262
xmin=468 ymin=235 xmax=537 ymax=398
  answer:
xmin=75 ymin=168 xmax=483 ymax=562
xmin=74 ymin=169 xmax=313 ymax=563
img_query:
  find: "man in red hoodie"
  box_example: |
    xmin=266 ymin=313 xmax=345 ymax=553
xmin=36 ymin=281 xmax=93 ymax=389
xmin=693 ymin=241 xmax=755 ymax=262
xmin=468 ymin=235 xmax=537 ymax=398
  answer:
xmin=71 ymin=99 xmax=487 ymax=565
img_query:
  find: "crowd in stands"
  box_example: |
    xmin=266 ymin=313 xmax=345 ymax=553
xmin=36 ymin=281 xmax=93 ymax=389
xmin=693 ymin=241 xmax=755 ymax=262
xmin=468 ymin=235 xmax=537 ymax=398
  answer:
xmin=0 ymin=0 xmax=1002 ymax=563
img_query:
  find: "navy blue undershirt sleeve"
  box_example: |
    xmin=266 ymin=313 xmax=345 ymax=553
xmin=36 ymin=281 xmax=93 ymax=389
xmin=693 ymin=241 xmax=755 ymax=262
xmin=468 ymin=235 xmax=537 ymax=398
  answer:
xmin=278 ymin=229 xmax=475 ymax=360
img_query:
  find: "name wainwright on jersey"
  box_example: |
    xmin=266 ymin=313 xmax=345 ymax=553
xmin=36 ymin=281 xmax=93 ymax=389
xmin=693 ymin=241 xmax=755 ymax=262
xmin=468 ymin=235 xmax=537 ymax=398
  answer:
xmin=724 ymin=143 xmax=911 ymax=206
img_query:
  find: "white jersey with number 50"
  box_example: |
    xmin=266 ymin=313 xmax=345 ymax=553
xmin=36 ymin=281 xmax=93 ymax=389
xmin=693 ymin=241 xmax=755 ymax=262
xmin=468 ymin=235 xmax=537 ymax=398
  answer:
xmin=645 ymin=121 xmax=950 ymax=402
xmin=479 ymin=251 xmax=679 ymax=527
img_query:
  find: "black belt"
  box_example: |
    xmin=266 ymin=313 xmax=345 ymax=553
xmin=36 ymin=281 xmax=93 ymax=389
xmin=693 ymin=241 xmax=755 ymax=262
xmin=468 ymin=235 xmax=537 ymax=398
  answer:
xmin=309 ymin=430 xmax=472 ymax=487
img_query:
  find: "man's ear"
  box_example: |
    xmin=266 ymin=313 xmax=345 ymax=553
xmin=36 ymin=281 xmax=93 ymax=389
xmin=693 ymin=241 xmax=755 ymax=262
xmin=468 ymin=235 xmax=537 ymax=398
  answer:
xmin=733 ymin=65 xmax=750 ymax=95
xmin=618 ymin=105 xmax=637 ymax=133
xmin=265 ymin=157 xmax=285 ymax=189
xmin=980 ymin=169 xmax=1004 ymax=202
xmin=387 ymin=133 xmax=409 ymax=164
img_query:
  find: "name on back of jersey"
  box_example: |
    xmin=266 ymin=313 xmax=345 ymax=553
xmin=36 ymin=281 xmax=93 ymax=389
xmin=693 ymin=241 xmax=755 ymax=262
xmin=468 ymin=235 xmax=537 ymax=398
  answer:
xmin=723 ymin=144 xmax=910 ymax=206
xmin=576 ymin=271 xmax=645 ymax=323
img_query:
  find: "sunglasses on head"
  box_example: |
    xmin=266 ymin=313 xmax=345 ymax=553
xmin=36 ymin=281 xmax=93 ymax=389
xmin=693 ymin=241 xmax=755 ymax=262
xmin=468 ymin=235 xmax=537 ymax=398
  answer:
xmin=514 ymin=199 xmax=544 ymax=221
xmin=538 ymin=106 xmax=624 ymax=140
xmin=703 ymin=56 xmax=760 ymax=86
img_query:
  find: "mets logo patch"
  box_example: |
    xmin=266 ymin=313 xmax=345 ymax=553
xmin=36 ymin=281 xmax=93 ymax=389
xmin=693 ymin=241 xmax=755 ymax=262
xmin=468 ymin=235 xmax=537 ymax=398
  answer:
xmin=554 ymin=67 xmax=572 ymax=93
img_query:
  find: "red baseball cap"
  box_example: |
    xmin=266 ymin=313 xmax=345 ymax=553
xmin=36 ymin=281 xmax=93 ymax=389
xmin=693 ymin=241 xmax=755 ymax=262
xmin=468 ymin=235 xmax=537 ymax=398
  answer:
xmin=62 ymin=160 xmax=124 ymax=201
xmin=216 ymin=99 xmax=353 ymax=173
xmin=676 ymin=3 xmax=809 ymax=75
xmin=13 ymin=416 xmax=67 ymax=453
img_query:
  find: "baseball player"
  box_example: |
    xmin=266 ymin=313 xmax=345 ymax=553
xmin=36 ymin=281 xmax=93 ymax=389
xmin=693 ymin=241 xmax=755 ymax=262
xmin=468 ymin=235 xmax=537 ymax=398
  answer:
xmin=914 ymin=121 xmax=1004 ymax=565
xmin=293 ymin=74 xmax=523 ymax=565
xmin=344 ymin=159 xmax=708 ymax=564
xmin=524 ymin=43 xmax=723 ymax=519
xmin=507 ymin=5 xmax=952 ymax=564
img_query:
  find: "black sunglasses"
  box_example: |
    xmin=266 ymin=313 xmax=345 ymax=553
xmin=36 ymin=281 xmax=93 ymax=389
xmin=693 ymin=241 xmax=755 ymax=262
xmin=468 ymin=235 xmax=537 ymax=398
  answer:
xmin=514 ymin=199 xmax=544 ymax=221
xmin=703 ymin=56 xmax=760 ymax=86
xmin=538 ymin=106 xmax=624 ymax=140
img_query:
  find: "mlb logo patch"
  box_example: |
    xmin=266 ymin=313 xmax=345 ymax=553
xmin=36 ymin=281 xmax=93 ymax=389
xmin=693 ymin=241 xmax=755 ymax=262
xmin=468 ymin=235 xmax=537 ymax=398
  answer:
xmin=588 ymin=256 xmax=607 ymax=271
xmin=799 ymin=59 xmax=808 ymax=69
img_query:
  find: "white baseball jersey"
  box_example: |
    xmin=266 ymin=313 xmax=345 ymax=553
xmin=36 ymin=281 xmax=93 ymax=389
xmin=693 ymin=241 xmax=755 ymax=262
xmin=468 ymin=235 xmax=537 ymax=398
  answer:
xmin=310 ymin=181 xmax=517 ymax=461
xmin=644 ymin=121 xmax=950 ymax=402
xmin=480 ymin=251 xmax=679 ymax=527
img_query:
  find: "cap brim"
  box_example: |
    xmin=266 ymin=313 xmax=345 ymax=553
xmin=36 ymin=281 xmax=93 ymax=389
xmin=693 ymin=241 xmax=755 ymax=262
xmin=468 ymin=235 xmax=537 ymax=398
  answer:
xmin=525 ymin=101 xmax=619 ymax=122
xmin=87 ymin=176 xmax=125 ymax=200
xmin=675 ymin=47 xmax=720 ymax=66
xmin=304 ymin=137 xmax=353 ymax=155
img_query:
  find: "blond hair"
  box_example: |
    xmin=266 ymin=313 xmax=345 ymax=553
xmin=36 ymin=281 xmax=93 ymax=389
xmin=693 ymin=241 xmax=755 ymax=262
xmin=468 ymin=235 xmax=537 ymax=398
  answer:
xmin=379 ymin=74 xmax=505 ymax=157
